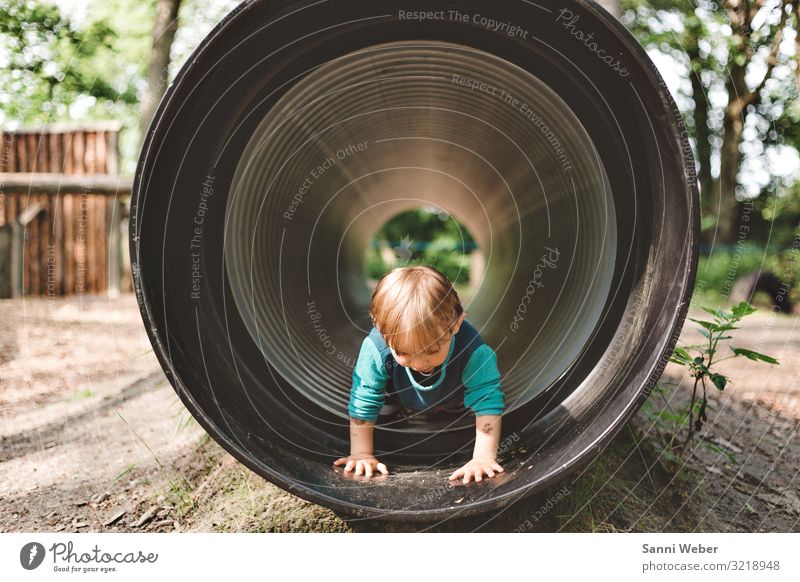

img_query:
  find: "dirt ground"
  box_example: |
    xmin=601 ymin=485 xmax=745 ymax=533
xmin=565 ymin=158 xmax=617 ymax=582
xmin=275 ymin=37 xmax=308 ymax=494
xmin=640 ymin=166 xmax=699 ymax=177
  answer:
xmin=0 ymin=294 xmax=797 ymax=532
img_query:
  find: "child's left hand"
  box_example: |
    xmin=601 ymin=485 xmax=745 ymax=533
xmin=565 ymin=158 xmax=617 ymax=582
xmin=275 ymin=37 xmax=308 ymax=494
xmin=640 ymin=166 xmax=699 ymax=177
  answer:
xmin=449 ymin=457 xmax=504 ymax=484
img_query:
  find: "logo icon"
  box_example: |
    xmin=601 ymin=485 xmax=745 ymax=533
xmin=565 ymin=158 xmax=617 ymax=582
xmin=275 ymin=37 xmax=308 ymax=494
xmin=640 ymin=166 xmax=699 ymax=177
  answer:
xmin=393 ymin=235 xmax=414 ymax=264
xmin=20 ymin=542 xmax=46 ymax=570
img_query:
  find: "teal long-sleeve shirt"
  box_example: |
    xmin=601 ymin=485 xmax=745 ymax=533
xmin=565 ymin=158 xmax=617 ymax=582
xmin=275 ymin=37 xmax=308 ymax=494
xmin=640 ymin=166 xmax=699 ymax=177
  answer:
xmin=348 ymin=320 xmax=505 ymax=422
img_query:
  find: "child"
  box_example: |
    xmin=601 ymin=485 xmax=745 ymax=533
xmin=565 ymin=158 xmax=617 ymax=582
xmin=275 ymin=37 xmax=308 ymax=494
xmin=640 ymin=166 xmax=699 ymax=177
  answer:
xmin=333 ymin=265 xmax=506 ymax=484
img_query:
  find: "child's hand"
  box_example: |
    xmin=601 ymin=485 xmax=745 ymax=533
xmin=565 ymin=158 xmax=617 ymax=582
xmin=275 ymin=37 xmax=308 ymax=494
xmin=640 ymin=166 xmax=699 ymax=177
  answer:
xmin=449 ymin=457 xmax=504 ymax=484
xmin=333 ymin=453 xmax=389 ymax=477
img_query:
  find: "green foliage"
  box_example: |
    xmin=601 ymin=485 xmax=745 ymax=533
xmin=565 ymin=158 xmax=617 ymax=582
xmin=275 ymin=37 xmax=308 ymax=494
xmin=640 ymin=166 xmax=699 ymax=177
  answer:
xmin=374 ymin=208 xmax=475 ymax=248
xmin=0 ymin=0 xmax=240 ymax=174
xmin=0 ymin=0 xmax=142 ymax=122
xmin=364 ymin=246 xmax=388 ymax=280
xmin=749 ymin=181 xmax=800 ymax=248
xmin=693 ymin=249 xmax=799 ymax=307
xmin=642 ymin=301 xmax=778 ymax=473
xmin=422 ymin=236 xmax=472 ymax=285
xmin=621 ymin=0 xmax=800 ymax=239
xmin=365 ymin=209 xmax=477 ymax=284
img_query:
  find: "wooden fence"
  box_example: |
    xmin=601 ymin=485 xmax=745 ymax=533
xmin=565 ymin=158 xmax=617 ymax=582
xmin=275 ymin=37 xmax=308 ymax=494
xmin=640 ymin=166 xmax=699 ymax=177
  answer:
xmin=0 ymin=122 xmax=128 ymax=298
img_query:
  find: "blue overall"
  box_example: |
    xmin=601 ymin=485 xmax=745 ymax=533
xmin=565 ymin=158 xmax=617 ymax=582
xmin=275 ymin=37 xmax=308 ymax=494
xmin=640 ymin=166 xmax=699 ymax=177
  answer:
xmin=348 ymin=320 xmax=505 ymax=422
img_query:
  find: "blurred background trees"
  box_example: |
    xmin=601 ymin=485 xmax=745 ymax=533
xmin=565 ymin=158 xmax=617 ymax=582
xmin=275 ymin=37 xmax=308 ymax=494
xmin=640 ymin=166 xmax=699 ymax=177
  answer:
xmin=1 ymin=0 xmax=798 ymax=308
xmin=622 ymin=0 xmax=800 ymax=308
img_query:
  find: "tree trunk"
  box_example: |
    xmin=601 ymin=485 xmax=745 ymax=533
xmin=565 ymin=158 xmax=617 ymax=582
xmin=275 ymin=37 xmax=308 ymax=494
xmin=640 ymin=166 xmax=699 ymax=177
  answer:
xmin=686 ymin=42 xmax=716 ymax=239
xmin=717 ymin=95 xmax=744 ymax=244
xmin=796 ymin=1 xmax=800 ymax=97
xmin=712 ymin=0 xmax=753 ymax=245
xmin=138 ymin=0 xmax=182 ymax=149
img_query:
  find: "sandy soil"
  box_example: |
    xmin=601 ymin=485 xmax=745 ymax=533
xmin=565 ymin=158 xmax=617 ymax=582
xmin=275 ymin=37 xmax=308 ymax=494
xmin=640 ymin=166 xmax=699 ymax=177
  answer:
xmin=0 ymin=294 xmax=797 ymax=532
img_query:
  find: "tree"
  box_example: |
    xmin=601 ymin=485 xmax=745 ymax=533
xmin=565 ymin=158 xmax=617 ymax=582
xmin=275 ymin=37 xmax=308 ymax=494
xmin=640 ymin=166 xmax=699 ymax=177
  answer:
xmin=623 ymin=0 xmax=798 ymax=244
xmin=0 ymin=1 xmax=138 ymax=125
xmin=138 ymin=0 xmax=183 ymax=147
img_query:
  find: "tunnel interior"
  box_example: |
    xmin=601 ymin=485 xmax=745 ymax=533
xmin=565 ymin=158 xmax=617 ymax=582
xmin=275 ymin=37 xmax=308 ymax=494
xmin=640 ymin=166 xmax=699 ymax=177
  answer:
xmin=223 ymin=40 xmax=618 ymax=433
xmin=131 ymin=0 xmax=698 ymax=520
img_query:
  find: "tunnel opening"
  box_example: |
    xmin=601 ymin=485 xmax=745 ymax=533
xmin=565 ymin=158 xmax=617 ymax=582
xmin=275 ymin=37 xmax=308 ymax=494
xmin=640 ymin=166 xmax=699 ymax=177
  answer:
xmin=362 ymin=207 xmax=479 ymax=300
xmin=131 ymin=0 xmax=699 ymax=521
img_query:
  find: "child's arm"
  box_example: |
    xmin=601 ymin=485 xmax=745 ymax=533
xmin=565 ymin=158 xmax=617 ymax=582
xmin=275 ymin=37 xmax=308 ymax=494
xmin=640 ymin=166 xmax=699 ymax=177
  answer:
xmin=473 ymin=414 xmax=503 ymax=460
xmin=333 ymin=336 xmax=390 ymax=476
xmin=449 ymin=414 xmax=504 ymax=483
xmin=452 ymin=344 xmax=506 ymax=483
xmin=333 ymin=418 xmax=388 ymax=476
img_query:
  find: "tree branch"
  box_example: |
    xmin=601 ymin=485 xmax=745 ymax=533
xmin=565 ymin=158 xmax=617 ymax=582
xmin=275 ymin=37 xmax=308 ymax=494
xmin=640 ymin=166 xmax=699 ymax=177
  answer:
xmin=742 ymin=0 xmax=791 ymax=108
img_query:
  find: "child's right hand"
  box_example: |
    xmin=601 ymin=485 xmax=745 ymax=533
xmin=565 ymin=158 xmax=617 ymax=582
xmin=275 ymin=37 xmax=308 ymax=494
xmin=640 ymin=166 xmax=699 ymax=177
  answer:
xmin=333 ymin=453 xmax=389 ymax=477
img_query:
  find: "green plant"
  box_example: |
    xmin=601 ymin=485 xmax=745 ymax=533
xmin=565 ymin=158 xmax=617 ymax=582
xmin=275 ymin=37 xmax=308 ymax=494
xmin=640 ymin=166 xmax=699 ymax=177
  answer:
xmin=117 ymin=410 xmax=196 ymax=514
xmin=642 ymin=301 xmax=778 ymax=469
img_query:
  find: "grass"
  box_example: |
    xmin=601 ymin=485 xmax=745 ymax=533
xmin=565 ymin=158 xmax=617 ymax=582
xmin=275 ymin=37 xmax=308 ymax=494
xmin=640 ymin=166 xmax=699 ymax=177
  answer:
xmin=117 ymin=409 xmax=197 ymax=516
xmin=73 ymin=388 xmax=95 ymax=399
xmin=177 ymin=439 xmax=351 ymax=533
xmin=553 ymin=416 xmax=716 ymax=533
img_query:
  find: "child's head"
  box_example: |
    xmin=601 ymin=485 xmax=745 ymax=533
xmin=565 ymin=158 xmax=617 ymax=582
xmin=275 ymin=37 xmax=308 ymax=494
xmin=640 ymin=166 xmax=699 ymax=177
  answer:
xmin=370 ymin=265 xmax=466 ymax=373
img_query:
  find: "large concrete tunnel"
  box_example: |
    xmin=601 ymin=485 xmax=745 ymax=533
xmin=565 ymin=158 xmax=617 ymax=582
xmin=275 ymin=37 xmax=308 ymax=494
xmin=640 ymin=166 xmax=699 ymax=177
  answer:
xmin=131 ymin=0 xmax=699 ymax=521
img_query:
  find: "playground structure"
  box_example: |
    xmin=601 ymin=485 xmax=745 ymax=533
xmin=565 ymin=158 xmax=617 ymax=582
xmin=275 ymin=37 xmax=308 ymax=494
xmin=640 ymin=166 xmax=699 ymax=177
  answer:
xmin=130 ymin=0 xmax=699 ymax=521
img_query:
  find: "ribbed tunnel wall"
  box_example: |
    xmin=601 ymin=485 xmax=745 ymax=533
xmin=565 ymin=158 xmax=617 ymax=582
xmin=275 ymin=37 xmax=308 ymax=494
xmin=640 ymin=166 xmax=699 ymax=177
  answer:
xmin=131 ymin=0 xmax=699 ymax=521
xmin=224 ymin=41 xmax=617 ymax=425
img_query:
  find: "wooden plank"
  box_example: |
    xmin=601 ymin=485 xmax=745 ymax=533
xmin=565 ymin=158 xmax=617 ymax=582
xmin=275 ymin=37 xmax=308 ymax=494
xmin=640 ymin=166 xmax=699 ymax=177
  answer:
xmin=78 ymin=131 xmax=86 ymax=292
xmin=52 ymin=129 xmax=65 ymax=173
xmin=95 ymin=197 xmax=103 ymax=293
xmin=64 ymin=194 xmax=74 ymax=296
xmin=107 ymin=197 xmax=121 ymax=297
xmin=97 ymin=197 xmax=106 ymax=293
xmin=38 ymin=133 xmax=48 ymax=296
xmin=11 ymin=121 xmax=122 ymax=135
xmin=87 ymin=194 xmax=96 ymax=293
xmin=105 ymin=130 xmax=121 ymax=297
xmin=27 ymin=133 xmax=41 ymax=295
xmin=16 ymin=132 xmax=28 ymax=171
xmin=49 ymin=132 xmax=63 ymax=295
xmin=0 ymin=132 xmax=5 ymax=227
xmin=92 ymin=131 xmax=103 ymax=293
xmin=0 ymin=173 xmax=133 ymax=195
xmin=73 ymin=193 xmax=85 ymax=295
xmin=0 ymin=132 xmax=6 ymax=226
xmin=6 ymin=134 xmax=17 ymax=228
xmin=86 ymin=130 xmax=95 ymax=293
xmin=36 ymin=131 xmax=48 ymax=174
xmin=73 ymin=131 xmax=85 ymax=175
xmin=63 ymin=131 xmax=75 ymax=296
xmin=96 ymin=130 xmax=107 ymax=174
xmin=43 ymin=133 xmax=56 ymax=297
xmin=105 ymin=131 xmax=119 ymax=176
xmin=85 ymin=131 xmax=96 ymax=174
xmin=21 ymin=134 xmax=32 ymax=294
xmin=52 ymin=194 xmax=64 ymax=296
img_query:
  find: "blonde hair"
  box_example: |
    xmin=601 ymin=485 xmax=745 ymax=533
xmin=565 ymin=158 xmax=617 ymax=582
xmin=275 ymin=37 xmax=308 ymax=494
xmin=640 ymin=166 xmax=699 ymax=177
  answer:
xmin=370 ymin=265 xmax=463 ymax=355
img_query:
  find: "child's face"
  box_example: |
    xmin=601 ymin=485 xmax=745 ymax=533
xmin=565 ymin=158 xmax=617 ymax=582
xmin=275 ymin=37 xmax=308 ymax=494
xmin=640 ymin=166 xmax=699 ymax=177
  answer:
xmin=387 ymin=313 xmax=466 ymax=373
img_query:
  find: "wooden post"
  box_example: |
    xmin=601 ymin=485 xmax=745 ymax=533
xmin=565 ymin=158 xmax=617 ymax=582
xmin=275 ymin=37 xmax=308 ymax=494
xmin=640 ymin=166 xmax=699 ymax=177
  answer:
xmin=107 ymin=197 xmax=122 ymax=298
xmin=0 ymin=224 xmax=11 ymax=298
xmin=11 ymin=219 xmax=24 ymax=297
